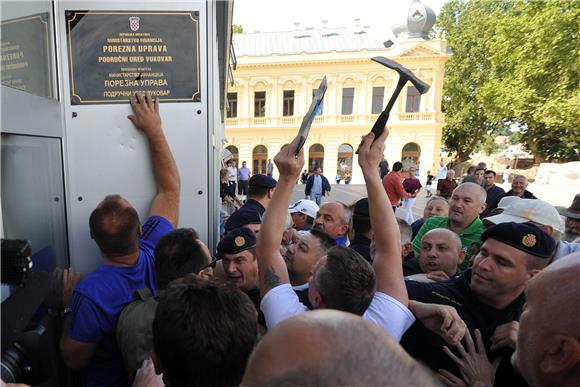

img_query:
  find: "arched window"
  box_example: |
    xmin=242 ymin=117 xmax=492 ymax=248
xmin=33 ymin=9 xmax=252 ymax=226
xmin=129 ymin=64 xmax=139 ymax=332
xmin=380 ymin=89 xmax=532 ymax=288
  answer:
xmin=308 ymin=144 xmax=325 ymax=172
xmin=337 ymin=144 xmax=354 ymax=183
xmin=401 ymin=142 xmax=421 ymax=171
xmin=252 ymin=145 xmax=268 ymax=174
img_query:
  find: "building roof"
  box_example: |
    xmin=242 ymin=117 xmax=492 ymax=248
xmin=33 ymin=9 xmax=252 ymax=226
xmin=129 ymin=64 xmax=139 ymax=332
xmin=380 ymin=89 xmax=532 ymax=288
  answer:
xmin=233 ymin=27 xmax=393 ymax=57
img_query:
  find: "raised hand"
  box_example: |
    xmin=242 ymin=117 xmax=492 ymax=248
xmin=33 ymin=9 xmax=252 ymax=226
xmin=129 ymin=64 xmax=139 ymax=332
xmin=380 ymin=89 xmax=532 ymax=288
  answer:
xmin=128 ymin=92 xmax=162 ymax=135
xmin=274 ymin=135 xmax=305 ymax=180
xmin=356 ymin=128 xmax=389 ymax=173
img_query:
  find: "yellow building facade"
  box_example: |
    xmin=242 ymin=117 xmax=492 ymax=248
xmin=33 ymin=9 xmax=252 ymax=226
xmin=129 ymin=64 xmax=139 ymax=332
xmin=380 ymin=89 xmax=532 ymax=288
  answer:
xmin=225 ymin=14 xmax=449 ymax=183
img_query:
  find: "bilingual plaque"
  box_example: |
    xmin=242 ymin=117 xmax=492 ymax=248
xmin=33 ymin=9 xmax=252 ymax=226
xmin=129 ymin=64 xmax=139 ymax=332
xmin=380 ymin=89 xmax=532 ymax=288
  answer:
xmin=1 ymin=13 xmax=53 ymax=98
xmin=66 ymin=11 xmax=201 ymax=105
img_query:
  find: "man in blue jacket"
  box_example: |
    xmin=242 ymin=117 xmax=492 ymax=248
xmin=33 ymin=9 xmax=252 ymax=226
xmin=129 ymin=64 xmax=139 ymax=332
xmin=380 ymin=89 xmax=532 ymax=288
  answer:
xmin=305 ymin=167 xmax=331 ymax=206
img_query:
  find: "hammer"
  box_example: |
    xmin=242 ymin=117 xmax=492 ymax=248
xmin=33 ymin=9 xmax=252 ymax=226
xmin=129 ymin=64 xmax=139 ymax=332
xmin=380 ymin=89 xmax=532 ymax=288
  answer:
xmin=370 ymin=57 xmax=430 ymax=139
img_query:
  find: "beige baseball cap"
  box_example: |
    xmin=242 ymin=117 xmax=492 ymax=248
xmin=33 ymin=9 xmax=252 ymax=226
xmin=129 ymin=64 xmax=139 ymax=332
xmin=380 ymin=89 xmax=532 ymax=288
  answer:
xmin=485 ymin=198 xmax=564 ymax=234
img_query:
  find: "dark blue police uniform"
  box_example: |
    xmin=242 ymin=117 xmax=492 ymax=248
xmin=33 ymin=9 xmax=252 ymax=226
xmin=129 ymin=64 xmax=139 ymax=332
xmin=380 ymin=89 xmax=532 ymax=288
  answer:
xmin=402 ymin=270 xmax=526 ymax=385
xmin=402 ymin=222 xmax=555 ymax=386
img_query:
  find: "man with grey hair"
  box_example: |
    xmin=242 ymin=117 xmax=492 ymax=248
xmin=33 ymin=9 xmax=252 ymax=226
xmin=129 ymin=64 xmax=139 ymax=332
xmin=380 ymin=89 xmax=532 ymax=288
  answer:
xmin=241 ymin=310 xmax=440 ymax=387
xmin=437 ymin=169 xmax=457 ymax=199
xmin=313 ymin=201 xmax=351 ymax=246
xmin=413 ymin=183 xmax=486 ymax=269
xmin=484 ymin=174 xmax=537 ymax=216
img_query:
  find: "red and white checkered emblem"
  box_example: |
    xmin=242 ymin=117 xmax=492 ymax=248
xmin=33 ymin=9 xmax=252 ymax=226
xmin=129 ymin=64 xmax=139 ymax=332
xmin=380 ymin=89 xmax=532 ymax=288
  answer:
xmin=129 ymin=17 xmax=140 ymax=31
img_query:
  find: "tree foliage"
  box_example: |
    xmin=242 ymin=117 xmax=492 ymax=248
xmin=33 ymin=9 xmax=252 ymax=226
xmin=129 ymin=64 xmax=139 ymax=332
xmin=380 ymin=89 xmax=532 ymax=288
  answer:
xmin=438 ymin=0 xmax=579 ymax=162
xmin=232 ymin=24 xmax=244 ymax=33
xmin=437 ymin=0 xmax=509 ymax=162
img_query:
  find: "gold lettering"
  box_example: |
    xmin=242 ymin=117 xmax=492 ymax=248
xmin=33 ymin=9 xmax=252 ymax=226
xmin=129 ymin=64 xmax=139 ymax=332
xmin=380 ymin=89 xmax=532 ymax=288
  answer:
xmin=145 ymin=56 xmax=173 ymax=62
xmin=98 ymin=56 xmax=129 ymax=63
xmin=140 ymin=79 xmax=168 ymax=87
xmin=103 ymin=45 xmax=137 ymax=53
xmin=137 ymin=45 xmax=167 ymax=53
xmin=104 ymin=79 xmax=139 ymax=87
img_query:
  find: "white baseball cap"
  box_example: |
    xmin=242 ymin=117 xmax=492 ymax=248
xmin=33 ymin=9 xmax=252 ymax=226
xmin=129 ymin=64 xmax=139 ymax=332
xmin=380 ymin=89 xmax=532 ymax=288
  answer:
xmin=485 ymin=198 xmax=564 ymax=234
xmin=288 ymin=200 xmax=319 ymax=219
xmin=497 ymin=195 xmax=521 ymax=209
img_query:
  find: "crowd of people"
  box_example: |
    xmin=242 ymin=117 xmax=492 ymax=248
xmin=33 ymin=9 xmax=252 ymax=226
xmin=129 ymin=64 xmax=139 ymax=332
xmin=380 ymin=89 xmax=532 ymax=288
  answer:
xmin=36 ymin=94 xmax=579 ymax=387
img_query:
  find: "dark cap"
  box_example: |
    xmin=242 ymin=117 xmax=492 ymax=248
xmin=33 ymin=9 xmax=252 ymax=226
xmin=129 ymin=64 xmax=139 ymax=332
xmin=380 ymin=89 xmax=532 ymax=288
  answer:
xmin=249 ymin=174 xmax=277 ymax=189
xmin=354 ymin=198 xmax=369 ymax=217
xmin=224 ymin=208 xmax=263 ymax=232
xmin=217 ymin=227 xmax=256 ymax=257
xmin=481 ymin=222 xmax=555 ymax=259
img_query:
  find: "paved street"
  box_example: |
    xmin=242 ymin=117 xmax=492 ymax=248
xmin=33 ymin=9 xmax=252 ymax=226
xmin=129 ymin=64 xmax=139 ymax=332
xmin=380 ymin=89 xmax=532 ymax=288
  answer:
xmin=289 ymin=181 xmax=579 ymax=222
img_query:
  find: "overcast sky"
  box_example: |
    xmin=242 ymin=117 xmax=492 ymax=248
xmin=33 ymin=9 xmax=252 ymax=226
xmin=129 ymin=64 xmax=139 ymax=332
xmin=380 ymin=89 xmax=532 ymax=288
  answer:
xmin=233 ymin=0 xmax=447 ymax=36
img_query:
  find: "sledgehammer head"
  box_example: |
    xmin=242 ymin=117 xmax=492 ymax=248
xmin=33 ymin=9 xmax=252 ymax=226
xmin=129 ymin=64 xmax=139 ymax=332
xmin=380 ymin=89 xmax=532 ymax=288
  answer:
xmin=371 ymin=56 xmax=430 ymax=94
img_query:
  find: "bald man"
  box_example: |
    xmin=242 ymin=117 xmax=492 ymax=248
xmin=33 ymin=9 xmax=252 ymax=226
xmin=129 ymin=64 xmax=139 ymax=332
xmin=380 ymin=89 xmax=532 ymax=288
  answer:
xmin=413 ymin=183 xmax=487 ymax=268
xmin=405 ymin=228 xmax=465 ymax=282
xmin=241 ymin=310 xmax=439 ymax=387
xmin=514 ymin=253 xmax=580 ymax=387
xmin=313 ymin=201 xmax=351 ymax=245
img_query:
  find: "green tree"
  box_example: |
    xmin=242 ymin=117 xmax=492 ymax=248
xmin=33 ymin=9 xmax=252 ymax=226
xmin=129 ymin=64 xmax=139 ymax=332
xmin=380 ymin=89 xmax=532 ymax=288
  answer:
xmin=481 ymin=1 xmax=580 ymax=162
xmin=232 ymin=24 xmax=244 ymax=33
xmin=437 ymin=0 xmax=510 ymax=162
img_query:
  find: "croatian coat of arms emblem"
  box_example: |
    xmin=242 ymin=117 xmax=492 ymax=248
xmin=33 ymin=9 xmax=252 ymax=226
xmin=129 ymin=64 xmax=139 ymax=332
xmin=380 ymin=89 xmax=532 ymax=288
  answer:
xmin=129 ymin=17 xmax=140 ymax=32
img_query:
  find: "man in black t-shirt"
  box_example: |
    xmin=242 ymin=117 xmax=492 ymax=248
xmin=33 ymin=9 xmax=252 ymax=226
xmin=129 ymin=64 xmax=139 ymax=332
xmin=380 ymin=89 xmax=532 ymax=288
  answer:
xmin=379 ymin=156 xmax=390 ymax=179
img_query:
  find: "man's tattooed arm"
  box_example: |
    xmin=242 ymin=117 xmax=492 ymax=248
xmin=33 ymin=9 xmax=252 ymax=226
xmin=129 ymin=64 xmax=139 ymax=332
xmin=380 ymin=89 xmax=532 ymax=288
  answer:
xmin=263 ymin=266 xmax=281 ymax=291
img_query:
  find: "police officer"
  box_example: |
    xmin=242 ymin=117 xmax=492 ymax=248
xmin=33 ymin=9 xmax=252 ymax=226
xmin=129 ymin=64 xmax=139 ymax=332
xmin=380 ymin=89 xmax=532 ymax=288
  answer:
xmin=216 ymin=227 xmax=265 ymax=330
xmin=224 ymin=174 xmax=276 ymax=234
xmin=401 ymin=222 xmax=556 ymax=385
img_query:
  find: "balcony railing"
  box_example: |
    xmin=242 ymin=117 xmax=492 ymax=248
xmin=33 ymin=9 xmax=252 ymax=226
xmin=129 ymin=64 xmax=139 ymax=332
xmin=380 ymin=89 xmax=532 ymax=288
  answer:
xmin=281 ymin=116 xmax=297 ymax=125
xmin=225 ymin=112 xmax=440 ymax=127
xmin=225 ymin=118 xmax=238 ymax=126
xmin=252 ymin=117 xmax=267 ymax=125
xmin=399 ymin=112 xmax=434 ymax=121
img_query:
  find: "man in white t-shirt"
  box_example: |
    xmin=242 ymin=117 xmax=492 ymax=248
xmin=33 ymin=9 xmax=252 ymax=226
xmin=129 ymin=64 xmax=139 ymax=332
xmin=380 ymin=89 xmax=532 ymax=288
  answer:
xmin=437 ymin=161 xmax=448 ymax=186
xmin=256 ymin=130 xmax=467 ymax=343
xmin=226 ymin=159 xmax=238 ymax=197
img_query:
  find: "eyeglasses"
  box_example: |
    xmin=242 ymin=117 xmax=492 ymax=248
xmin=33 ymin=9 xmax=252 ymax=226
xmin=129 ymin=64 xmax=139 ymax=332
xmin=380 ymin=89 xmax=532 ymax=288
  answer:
xmin=199 ymin=256 xmax=218 ymax=272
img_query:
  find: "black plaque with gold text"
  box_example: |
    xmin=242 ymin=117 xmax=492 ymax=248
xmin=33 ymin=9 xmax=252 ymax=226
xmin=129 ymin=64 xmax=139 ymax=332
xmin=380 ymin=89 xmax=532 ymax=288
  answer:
xmin=1 ymin=13 xmax=53 ymax=98
xmin=66 ymin=11 xmax=200 ymax=105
